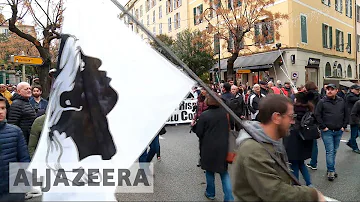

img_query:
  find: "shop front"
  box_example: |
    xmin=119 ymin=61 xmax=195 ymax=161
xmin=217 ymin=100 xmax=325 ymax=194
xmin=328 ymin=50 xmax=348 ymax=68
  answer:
xmin=305 ymin=57 xmax=320 ymax=87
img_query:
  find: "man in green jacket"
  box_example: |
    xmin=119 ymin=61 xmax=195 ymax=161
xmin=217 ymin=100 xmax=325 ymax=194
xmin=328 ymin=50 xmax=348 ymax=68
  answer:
xmin=233 ymin=94 xmax=325 ymax=201
xmin=28 ymin=114 xmax=45 ymax=158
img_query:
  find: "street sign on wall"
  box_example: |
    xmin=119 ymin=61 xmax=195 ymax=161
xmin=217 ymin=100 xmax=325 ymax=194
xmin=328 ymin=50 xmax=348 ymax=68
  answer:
xmin=10 ymin=55 xmax=44 ymax=65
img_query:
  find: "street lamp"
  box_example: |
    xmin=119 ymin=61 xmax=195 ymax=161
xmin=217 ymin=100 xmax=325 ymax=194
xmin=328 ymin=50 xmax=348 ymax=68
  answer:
xmin=204 ymin=7 xmax=221 ymax=83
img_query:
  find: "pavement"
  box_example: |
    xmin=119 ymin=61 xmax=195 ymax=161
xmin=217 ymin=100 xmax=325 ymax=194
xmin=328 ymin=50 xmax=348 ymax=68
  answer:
xmin=27 ymin=124 xmax=360 ymax=201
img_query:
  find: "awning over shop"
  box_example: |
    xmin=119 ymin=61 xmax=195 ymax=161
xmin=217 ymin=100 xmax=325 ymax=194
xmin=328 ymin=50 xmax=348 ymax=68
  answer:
xmin=339 ymin=80 xmax=355 ymax=87
xmin=234 ymin=50 xmax=282 ymax=70
xmin=210 ymin=50 xmax=282 ymax=72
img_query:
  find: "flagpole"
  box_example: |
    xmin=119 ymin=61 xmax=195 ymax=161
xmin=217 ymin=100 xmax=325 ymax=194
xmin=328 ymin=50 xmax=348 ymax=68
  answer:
xmin=110 ymin=0 xmax=301 ymax=186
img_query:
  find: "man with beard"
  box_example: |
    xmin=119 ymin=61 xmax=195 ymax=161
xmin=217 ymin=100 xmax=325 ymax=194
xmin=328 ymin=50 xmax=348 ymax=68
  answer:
xmin=8 ymin=82 xmax=36 ymax=144
xmin=315 ymin=84 xmax=348 ymax=181
xmin=29 ymin=86 xmax=48 ymax=117
xmin=232 ymin=94 xmax=325 ymax=201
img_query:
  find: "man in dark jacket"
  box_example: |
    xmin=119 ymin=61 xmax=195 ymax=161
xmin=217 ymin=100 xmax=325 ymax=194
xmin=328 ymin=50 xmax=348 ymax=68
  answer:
xmin=259 ymin=81 xmax=268 ymax=95
xmin=345 ymin=85 xmax=360 ymax=152
xmin=195 ymin=95 xmax=234 ymax=201
xmin=0 ymin=96 xmax=30 ymax=201
xmin=8 ymin=82 xmax=36 ymax=144
xmin=315 ymin=84 xmax=348 ymax=181
xmin=29 ymin=86 xmax=48 ymax=118
xmin=348 ymin=100 xmax=360 ymax=153
xmin=221 ymin=82 xmax=233 ymax=101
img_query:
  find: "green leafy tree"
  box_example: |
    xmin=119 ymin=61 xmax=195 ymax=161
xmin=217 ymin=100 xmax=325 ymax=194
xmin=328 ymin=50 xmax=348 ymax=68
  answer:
xmin=172 ymin=29 xmax=216 ymax=78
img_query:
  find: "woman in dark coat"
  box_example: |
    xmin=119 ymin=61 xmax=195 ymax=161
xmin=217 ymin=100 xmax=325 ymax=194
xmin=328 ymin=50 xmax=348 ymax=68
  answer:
xmin=284 ymin=92 xmax=314 ymax=186
xmin=195 ymin=95 xmax=234 ymax=201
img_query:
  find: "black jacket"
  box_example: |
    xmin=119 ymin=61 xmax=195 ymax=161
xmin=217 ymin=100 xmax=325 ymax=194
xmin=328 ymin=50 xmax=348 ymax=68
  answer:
xmin=345 ymin=92 xmax=360 ymax=117
xmin=306 ymin=90 xmax=321 ymax=108
xmin=315 ymin=96 xmax=348 ymax=131
xmin=195 ymin=106 xmax=229 ymax=173
xmin=260 ymin=87 xmax=268 ymax=96
xmin=8 ymin=93 xmax=36 ymax=143
xmin=248 ymin=93 xmax=264 ymax=114
xmin=221 ymin=92 xmax=234 ymax=101
xmin=350 ymin=100 xmax=360 ymax=125
xmin=283 ymin=104 xmax=313 ymax=161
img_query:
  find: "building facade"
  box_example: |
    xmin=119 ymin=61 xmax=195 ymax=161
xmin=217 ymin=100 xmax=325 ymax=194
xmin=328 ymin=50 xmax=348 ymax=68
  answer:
xmin=123 ymin=0 xmax=357 ymax=88
xmin=122 ymin=0 xmax=190 ymax=40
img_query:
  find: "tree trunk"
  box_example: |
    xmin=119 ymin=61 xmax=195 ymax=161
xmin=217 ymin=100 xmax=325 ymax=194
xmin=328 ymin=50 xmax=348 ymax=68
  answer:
xmin=38 ymin=62 xmax=51 ymax=99
xmin=227 ymin=52 xmax=238 ymax=81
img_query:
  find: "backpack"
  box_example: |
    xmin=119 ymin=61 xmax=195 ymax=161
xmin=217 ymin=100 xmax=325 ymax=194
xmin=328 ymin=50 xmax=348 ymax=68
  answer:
xmin=298 ymin=111 xmax=320 ymax=140
xmin=226 ymin=96 xmax=243 ymax=117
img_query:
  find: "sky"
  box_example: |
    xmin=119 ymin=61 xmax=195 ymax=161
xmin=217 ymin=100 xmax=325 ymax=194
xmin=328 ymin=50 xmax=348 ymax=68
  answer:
xmin=0 ymin=0 xmax=129 ymax=26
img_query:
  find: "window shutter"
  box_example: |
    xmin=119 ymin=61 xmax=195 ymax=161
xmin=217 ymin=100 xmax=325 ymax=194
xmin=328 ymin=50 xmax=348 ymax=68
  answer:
xmin=228 ymin=31 xmax=234 ymax=51
xmin=255 ymin=24 xmax=260 ymax=44
xmin=301 ymin=15 xmax=307 ymax=43
xmin=193 ymin=7 xmax=196 ymax=25
xmin=340 ymin=0 xmax=343 ymax=12
xmin=322 ymin=24 xmax=326 ymax=48
xmin=357 ymin=35 xmax=360 ymax=52
xmin=341 ymin=32 xmax=344 ymax=51
xmin=199 ymin=4 xmax=203 ymax=22
xmin=346 ymin=0 xmax=348 ymax=16
xmin=214 ymin=34 xmax=220 ymax=54
xmin=350 ymin=0 xmax=353 ymax=18
xmin=268 ymin=22 xmax=274 ymax=43
xmin=328 ymin=0 xmax=331 ymax=6
xmin=329 ymin=26 xmax=333 ymax=49
xmin=322 ymin=0 xmax=325 ymax=3
xmin=336 ymin=30 xmax=339 ymax=51
xmin=348 ymin=33 xmax=351 ymax=53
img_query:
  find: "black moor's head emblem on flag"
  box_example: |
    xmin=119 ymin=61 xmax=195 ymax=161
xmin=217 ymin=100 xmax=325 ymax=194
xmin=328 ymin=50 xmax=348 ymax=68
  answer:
xmin=46 ymin=34 xmax=118 ymax=165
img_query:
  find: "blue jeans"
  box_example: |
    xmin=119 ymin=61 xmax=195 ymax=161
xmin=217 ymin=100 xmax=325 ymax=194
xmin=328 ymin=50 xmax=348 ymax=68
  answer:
xmin=321 ymin=130 xmax=343 ymax=172
xmin=309 ymin=140 xmax=318 ymax=167
xmin=289 ymin=160 xmax=312 ymax=186
xmin=348 ymin=125 xmax=359 ymax=150
xmin=205 ymin=171 xmax=234 ymax=201
xmin=146 ymin=135 xmax=160 ymax=162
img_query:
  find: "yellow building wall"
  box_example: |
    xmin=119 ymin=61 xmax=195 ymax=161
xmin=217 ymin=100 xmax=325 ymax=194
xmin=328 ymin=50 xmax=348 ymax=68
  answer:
xmin=288 ymin=0 xmax=355 ymax=60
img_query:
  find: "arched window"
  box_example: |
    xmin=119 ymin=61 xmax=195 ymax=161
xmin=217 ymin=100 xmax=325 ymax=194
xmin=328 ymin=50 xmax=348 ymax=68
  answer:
xmin=325 ymin=62 xmax=331 ymax=77
xmin=337 ymin=64 xmax=342 ymax=78
xmin=347 ymin=65 xmax=352 ymax=78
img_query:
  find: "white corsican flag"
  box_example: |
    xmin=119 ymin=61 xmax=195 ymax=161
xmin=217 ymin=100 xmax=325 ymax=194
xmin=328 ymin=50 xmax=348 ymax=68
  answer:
xmin=26 ymin=0 xmax=195 ymax=200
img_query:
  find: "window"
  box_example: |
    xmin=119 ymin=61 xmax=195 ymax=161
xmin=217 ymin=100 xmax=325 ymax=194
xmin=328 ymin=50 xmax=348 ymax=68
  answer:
xmin=153 ymin=26 xmax=156 ymax=35
xmin=147 ymin=15 xmax=150 ymax=26
xmin=346 ymin=0 xmax=352 ymax=18
xmin=357 ymin=5 xmax=360 ymax=22
xmin=152 ymin=0 xmax=156 ymax=7
xmin=168 ymin=17 xmax=172 ymax=32
xmin=322 ymin=0 xmax=331 ymax=6
xmin=322 ymin=24 xmax=332 ymax=49
xmin=159 ymin=6 xmax=162 ymax=19
xmin=159 ymin=23 xmax=162 ymax=34
xmin=193 ymin=4 xmax=203 ymax=25
xmin=348 ymin=33 xmax=351 ymax=53
xmin=153 ymin=10 xmax=156 ymax=22
xmin=347 ymin=65 xmax=352 ymax=78
xmin=141 ymin=19 xmax=144 ymax=26
xmin=254 ymin=20 xmax=274 ymax=44
xmin=325 ymin=62 xmax=332 ymax=77
xmin=336 ymin=29 xmax=344 ymax=52
xmin=146 ymin=0 xmax=150 ymax=12
xmin=174 ymin=0 xmax=182 ymax=9
xmin=4 ymin=29 xmax=9 ymax=36
xmin=174 ymin=13 xmax=180 ymax=29
xmin=140 ymin=5 xmax=143 ymax=17
xmin=335 ymin=0 xmax=343 ymax=13
xmin=135 ymin=9 xmax=139 ymax=19
xmin=166 ymin=0 xmax=173 ymax=13
xmin=336 ymin=64 xmax=343 ymax=78
xmin=300 ymin=14 xmax=307 ymax=43
xmin=357 ymin=35 xmax=360 ymax=52
xmin=228 ymin=0 xmax=242 ymax=9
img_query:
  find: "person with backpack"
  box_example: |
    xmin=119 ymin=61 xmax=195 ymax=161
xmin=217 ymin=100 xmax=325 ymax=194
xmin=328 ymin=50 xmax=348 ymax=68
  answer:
xmin=283 ymin=92 xmax=318 ymax=187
